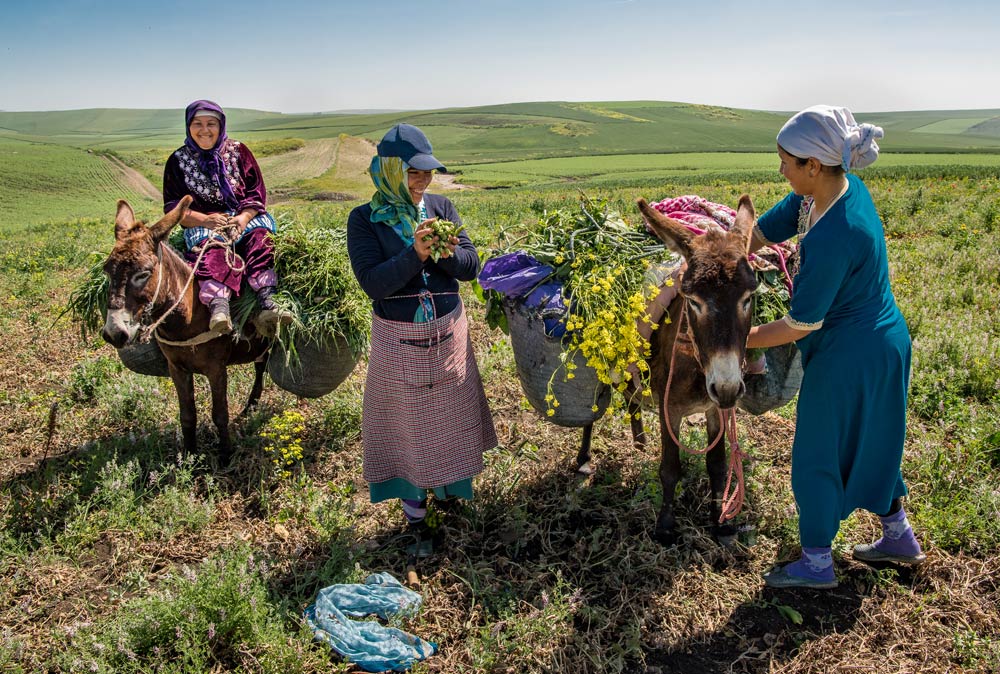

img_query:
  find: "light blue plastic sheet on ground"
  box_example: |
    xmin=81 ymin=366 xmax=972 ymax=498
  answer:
xmin=304 ymin=572 xmax=437 ymax=672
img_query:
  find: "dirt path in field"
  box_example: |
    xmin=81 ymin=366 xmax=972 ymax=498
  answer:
xmin=101 ymin=153 xmax=161 ymax=200
xmin=258 ymin=138 xmax=341 ymax=186
xmin=339 ymin=137 xmax=475 ymax=192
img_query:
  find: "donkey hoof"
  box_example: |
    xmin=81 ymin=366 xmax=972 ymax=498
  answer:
xmin=576 ymin=461 xmax=595 ymax=476
xmin=714 ymin=523 xmax=738 ymax=547
xmin=652 ymin=527 xmax=679 ymax=548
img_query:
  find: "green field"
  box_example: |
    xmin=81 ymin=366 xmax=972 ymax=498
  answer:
xmin=4 ymin=99 xmax=1000 ymax=229
xmin=1 ymin=102 xmax=999 ymax=673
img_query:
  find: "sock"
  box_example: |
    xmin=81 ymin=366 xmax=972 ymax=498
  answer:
xmin=247 ymin=268 xmax=277 ymax=292
xmin=198 ymin=280 xmax=231 ymax=308
xmin=402 ymin=498 xmax=427 ymax=524
xmin=783 ymin=546 xmax=835 ymax=581
xmin=874 ymin=508 xmax=922 ymax=557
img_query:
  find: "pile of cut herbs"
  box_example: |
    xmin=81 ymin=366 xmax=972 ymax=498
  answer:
xmin=478 ymin=196 xmax=675 ymax=412
xmin=477 ymin=195 xmax=795 ymax=417
xmin=67 ymin=215 xmax=370 ymax=359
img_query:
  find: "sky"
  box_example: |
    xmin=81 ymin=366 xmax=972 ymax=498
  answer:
xmin=2 ymin=0 xmax=999 ymax=114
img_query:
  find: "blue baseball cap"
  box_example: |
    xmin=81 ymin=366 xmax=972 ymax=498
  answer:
xmin=376 ymin=123 xmax=446 ymax=172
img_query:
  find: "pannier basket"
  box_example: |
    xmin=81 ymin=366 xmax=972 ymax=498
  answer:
xmin=268 ymin=334 xmax=360 ymax=399
xmin=503 ymin=300 xmax=611 ymax=427
xmin=117 ymin=340 xmax=171 ymax=378
xmin=739 ymin=342 xmax=804 ymax=415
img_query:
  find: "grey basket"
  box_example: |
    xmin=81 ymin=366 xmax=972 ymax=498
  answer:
xmin=117 ymin=340 xmax=170 ymax=378
xmin=268 ymin=334 xmax=359 ymax=399
xmin=739 ymin=343 xmax=804 ymax=415
xmin=503 ymin=301 xmax=611 ymax=427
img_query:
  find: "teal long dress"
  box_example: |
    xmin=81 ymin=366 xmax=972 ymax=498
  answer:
xmin=756 ymin=174 xmax=910 ymax=547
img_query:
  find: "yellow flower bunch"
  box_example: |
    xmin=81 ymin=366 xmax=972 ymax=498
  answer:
xmin=261 ymin=409 xmax=307 ymax=479
xmin=502 ymin=197 xmax=677 ymax=416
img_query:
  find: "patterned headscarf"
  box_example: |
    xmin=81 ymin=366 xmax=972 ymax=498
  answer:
xmin=368 ymin=155 xmax=421 ymax=244
xmin=183 ymin=99 xmax=239 ymax=209
xmin=777 ymin=104 xmax=883 ymax=171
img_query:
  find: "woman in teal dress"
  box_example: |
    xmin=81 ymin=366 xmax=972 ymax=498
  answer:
xmin=747 ymin=105 xmax=925 ymax=589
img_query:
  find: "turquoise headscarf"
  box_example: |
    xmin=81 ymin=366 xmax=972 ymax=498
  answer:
xmin=368 ymin=156 xmax=421 ymax=244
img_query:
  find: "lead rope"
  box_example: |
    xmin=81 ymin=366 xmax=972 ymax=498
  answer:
xmin=140 ymin=228 xmax=243 ymax=344
xmin=661 ymin=303 xmax=747 ymax=523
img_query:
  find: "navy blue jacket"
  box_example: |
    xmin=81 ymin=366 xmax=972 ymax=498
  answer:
xmin=346 ymin=193 xmax=480 ymax=322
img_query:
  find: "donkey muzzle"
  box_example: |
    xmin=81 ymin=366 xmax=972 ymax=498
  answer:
xmin=102 ymin=308 xmax=139 ymax=348
xmin=705 ymin=352 xmax=746 ymax=409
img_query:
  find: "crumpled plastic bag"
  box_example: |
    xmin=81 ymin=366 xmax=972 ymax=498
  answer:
xmin=304 ymin=572 xmax=436 ymax=672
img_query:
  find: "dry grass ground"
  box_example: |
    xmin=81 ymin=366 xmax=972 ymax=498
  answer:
xmin=1 ymin=174 xmax=998 ymax=673
xmin=1 ymin=290 xmax=997 ymax=673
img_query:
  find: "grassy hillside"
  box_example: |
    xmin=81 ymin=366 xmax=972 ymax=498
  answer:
xmin=0 ymin=138 xmax=156 ymax=229
xmin=4 ymin=101 xmax=1000 ymax=229
xmin=5 ymin=102 xmax=1000 ymax=157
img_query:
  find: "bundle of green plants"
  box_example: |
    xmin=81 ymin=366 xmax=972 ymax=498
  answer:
xmin=480 ymin=196 xmax=671 ymax=411
xmin=66 ymin=218 xmax=370 ymax=358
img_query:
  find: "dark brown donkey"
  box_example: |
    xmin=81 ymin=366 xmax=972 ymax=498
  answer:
xmin=101 ymin=197 xmax=270 ymax=464
xmin=580 ymin=195 xmax=759 ymax=546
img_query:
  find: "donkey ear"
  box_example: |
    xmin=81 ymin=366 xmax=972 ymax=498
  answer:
xmin=148 ymin=195 xmax=193 ymax=242
xmin=637 ymin=198 xmax=695 ymax=258
xmin=114 ymin=200 xmax=137 ymax=239
xmin=731 ymin=194 xmax=756 ymax=254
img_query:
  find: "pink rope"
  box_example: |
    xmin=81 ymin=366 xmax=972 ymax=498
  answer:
xmin=661 ymin=304 xmax=747 ymax=523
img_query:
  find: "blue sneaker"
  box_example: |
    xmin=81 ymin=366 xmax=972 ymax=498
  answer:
xmin=763 ymin=564 xmax=838 ymax=590
xmin=853 ymin=542 xmax=926 ymax=565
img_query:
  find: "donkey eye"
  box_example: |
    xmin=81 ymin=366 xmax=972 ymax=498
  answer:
xmin=741 ymin=297 xmax=753 ymax=313
xmin=131 ymin=270 xmax=152 ymax=288
xmin=686 ymin=297 xmax=703 ymax=314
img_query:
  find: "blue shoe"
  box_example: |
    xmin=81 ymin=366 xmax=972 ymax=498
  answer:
xmin=763 ymin=564 xmax=838 ymax=590
xmin=853 ymin=543 xmax=926 ymax=565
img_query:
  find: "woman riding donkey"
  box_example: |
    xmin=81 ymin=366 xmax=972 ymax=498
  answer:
xmin=347 ymin=124 xmax=497 ymax=553
xmin=163 ymin=99 xmax=291 ymax=335
xmin=747 ymin=105 xmax=925 ymax=589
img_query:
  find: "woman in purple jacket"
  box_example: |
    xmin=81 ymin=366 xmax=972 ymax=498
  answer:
xmin=347 ymin=124 xmax=497 ymax=553
xmin=163 ymin=99 xmax=290 ymax=334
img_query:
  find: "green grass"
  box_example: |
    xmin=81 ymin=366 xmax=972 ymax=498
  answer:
xmin=454 ymin=152 xmax=1000 ymax=187
xmin=2 ymin=109 xmax=1000 ymax=671
xmin=0 ymin=138 xmax=156 ymax=228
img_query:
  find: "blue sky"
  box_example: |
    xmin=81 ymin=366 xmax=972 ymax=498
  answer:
xmin=2 ymin=0 xmax=999 ymax=113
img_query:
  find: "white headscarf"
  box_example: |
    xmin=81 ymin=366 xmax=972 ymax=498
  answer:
xmin=776 ymin=105 xmax=883 ymax=171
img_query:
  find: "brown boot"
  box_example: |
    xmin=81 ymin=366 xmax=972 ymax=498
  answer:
xmin=208 ymin=298 xmax=233 ymax=334
xmin=256 ymin=286 xmax=292 ymax=330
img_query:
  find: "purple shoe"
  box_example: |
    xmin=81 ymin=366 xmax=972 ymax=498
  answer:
xmin=853 ymin=542 xmax=926 ymax=565
xmin=763 ymin=564 xmax=838 ymax=590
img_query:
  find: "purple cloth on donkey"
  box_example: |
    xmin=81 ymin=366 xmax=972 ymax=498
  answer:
xmin=478 ymin=252 xmax=568 ymax=337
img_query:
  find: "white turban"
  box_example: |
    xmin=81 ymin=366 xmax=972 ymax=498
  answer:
xmin=776 ymin=105 xmax=883 ymax=171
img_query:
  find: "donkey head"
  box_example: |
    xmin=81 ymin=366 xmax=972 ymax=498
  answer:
xmin=101 ymin=196 xmax=192 ymax=348
xmin=637 ymin=195 xmax=759 ymax=408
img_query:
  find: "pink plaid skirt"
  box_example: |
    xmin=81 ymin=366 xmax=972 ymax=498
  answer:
xmin=362 ymin=304 xmax=496 ymax=487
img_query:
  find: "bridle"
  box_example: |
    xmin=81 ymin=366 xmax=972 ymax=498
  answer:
xmin=661 ymin=297 xmax=748 ymax=524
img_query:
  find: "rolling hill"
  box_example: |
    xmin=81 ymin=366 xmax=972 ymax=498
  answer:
xmin=3 ymin=101 xmax=1000 ymax=227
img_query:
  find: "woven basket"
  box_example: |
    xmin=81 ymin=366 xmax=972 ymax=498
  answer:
xmin=117 ymin=341 xmax=170 ymax=378
xmin=503 ymin=301 xmax=611 ymax=427
xmin=268 ymin=334 xmax=359 ymax=399
xmin=739 ymin=343 xmax=804 ymax=415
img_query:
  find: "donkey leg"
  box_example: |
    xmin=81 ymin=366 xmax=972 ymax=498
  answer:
xmin=206 ymin=364 xmax=232 ymax=467
xmin=654 ymin=405 xmax=683 ymax=546
xmin=239 ymin=358 xmax=267 ymax=418
xmin=169 ymin=365 xmax=197 ymax=459
xmin=576 ymin=423 xmax=595 ymax=475
xmin=705 ymin=409 xmax=737 ymax=544
xmin=627 ymin=400 xmax=646 ymax=451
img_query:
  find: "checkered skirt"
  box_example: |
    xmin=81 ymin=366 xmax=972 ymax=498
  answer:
xmin=362 ymin=304 xmax=497 ymax=487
